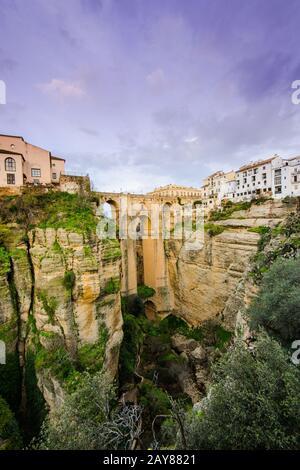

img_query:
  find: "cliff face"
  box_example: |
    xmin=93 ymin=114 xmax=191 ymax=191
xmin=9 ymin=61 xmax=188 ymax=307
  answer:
xmin=0 ymin=196 xmax=123 ymax=427
xmin=165 ymin=200 xmax=297 ymax=329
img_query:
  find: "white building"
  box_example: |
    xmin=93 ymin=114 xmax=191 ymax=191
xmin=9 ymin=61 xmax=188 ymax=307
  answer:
xmin=235 ymin=157 xmax=274 ymax=201
xmin=218 ymin=171 xmax=237 ymax=202
xmin=272 ymin=156 xmax=300 ymax=198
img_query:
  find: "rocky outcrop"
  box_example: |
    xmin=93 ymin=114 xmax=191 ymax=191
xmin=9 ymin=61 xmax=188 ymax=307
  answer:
xmin=166 ymin=200 xmax=297 ymax=330
xmin=0 ymin=225 xmax=123 ymax=412
xmin=166 ymin=229 xmax=260 ymax=327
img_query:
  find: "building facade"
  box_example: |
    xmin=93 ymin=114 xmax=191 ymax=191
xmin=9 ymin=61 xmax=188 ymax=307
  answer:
xmin=148 ymin=184 xmax=203 ymax=198
xmin=272 ymin=156 xmax=300 ymax=198
xmin=235 ymin=157 xmax=274 ymax=201
xmin=0 ymin=134 xmax=65 ymax=188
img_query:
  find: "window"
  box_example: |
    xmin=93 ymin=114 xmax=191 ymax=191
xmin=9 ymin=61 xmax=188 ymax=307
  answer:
xmin=252 ymin=176 xmax=256 ymax=182
xmin=7 ymin=173 xmax=15 ymax=184
xmin=253 ymin=168 xmax=258 ymax=174
xmin=275 ymin=186 xmax=282 ymax=194
xmin=275 ymin=168 xmax=281 ymax=175
xmin=275 ymin=176 xmax=281 ymax=185
xmin=52 ymin=163 xmax=56 ymax=167
xmin=5 ymin=157 xmax=16 ymax=171
xmin=52 ymin=173 xmax=57 ymax=179
xmin=262 ymin=173 xmax=267 ymax=179
xmin=31 ymin=168 xmax=41 ymax=177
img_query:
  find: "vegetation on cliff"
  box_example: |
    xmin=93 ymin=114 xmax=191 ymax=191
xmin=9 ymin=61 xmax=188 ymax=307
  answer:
xmin=0 ymin=396 xmax=22 ymax=450
xmin=181 ymin=334 xmax=300 ymax=450
xmin=35 ymin=371 xmax=143 ymax=450
xmin=0 ymin=191 xmax=97 ymax=239
xmin=173 ymin=205 xmax=300 ymax=450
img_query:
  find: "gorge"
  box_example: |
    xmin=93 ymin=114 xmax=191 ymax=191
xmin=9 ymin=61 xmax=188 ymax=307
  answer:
xmin=0 ymin=190 xmax=299 ymax=449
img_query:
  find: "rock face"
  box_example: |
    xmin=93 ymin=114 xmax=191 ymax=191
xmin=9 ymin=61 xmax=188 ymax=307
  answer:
xmin=166 ymin=229 xmax=260 ymax=327
xmin=0 ymin=225 xmax=123 ymax=412
xmin=165 ymin=200 xmax=296 ymax=329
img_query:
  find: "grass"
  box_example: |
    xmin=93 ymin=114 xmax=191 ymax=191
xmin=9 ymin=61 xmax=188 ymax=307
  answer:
xmin=204 ymin=223 xmax=225 ymax=237
xmin=77 ymin=327 xmax=108 ymax=373
xmin=0 ymin=191 xmax=97 ymax=236
xmin=209 ymin=201 xmax=252 ymax=221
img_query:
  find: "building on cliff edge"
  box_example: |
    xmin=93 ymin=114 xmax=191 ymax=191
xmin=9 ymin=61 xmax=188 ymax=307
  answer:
xmin=0 ymin=134 xmax=90 ymax=194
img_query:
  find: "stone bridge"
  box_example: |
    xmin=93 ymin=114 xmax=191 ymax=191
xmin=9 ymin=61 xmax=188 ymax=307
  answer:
xmin=95 ymin=190 xmax=203 ymax=319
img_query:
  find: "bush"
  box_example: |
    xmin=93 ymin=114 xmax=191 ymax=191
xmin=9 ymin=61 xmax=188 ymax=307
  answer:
xmin=248 ymin=257 xmax=300 ymax=342
xmin=204 ymin=223 xmax=225 ymax=237
xmin=77 ymin=327 xmax=108 ymax=373
xmin=63 ymin=271 xmax=75 ymax=291
xmin=103 ymin=277 xmax=120 ymax=295
xmin=183 ymin=334 xmax=300 ymax=450
xmin=35 ymin=371 xmax=115 ymax=450
xmin=137 ymin=284 xmax=155 ymax=299
xmin=0 ymin=395 xmax=22 ymax=450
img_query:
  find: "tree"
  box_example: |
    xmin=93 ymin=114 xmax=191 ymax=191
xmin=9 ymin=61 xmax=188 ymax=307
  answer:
xmin=248 ymin=257 xmax=300 ymax=342
xmin=181 ymin=334 xmax=300 ymax=450
xmin=35 ymin=371 xmax=142 ymax=450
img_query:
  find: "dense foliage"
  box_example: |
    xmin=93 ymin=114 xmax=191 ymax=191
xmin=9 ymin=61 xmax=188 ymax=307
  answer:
xmin=0 ymin=396 xmax=22 ymax=450
xmin=249 ymin=257 xmax=300 ymax=342
xmin=182 ymin=334 xmax=300 ymax=450
xmin=35 ymin=371 xmax=142 ymax=450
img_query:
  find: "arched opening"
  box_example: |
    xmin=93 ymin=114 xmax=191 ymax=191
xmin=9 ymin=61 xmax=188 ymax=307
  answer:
xmin=5 ymin=157 xmax=16 ymax=172
xmin=103 ymin=199 xmax=118 ymax=219
xmin=102 ymin=201 xmax=114 ymax=219
xmin=144 ymin=300 xmax=157 ymax=321
xmin=97 ymin=199 xmax=119 ymax=241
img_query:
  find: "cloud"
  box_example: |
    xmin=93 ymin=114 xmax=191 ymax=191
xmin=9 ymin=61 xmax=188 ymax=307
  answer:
xmin=184 ymin=136 xmax=198 ymax=144
xmin=146 ymin=68 xmax=166 ymax=88
xmin=37 ymin=79 xmax=85 ymax=98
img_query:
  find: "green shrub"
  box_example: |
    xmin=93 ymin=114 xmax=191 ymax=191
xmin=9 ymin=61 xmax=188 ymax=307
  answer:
xmin=204 ymin=223 xmax=225 ymax=237
xmin=78 ymin=327 xmax=108 ymax=373
xmin=209 ymin=201 xmax=251 ymax=221
xmin=35 ymin=345 xmax=74 ymax=383
xmin=103 ymin=277 xmax=120 ymax=295
xmin=37 ymin=291 xmax=58 ymax=324
xmin=139 ymin=381 xmax=171 ymax=416
xmin=137 ymin=284 xmax=156 ymax=299
xmin=183 ymin=334 xmax=300 ymax=450
xmin=248 ymin=257 xmax=300 ymax=342
xmin=63 ymin=271 xmax=75 ymax=291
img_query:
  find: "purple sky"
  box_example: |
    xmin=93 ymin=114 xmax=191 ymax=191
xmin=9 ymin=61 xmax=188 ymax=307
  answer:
xmin=1 ymin=0 xmax=300 ymax=192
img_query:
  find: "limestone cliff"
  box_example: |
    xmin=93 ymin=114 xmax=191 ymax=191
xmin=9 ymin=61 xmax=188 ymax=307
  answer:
xmin=165 ymin=199 xmax=297 ymax=329
xmin=0 ymin=193 xmax=123 ymax=435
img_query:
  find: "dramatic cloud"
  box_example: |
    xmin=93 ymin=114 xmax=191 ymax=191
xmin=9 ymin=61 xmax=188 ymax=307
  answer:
xmin=1 ymin=0 xmax=300 ymax=191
